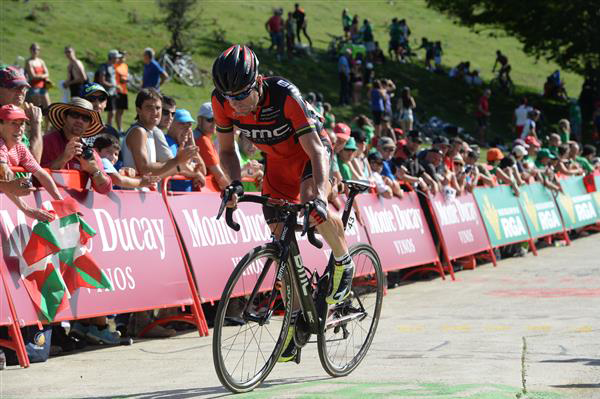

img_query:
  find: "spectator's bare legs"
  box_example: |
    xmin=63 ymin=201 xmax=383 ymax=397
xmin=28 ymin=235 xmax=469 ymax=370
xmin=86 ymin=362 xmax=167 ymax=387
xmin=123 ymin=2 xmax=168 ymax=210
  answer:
xmin=115 ymin=108 xmax=124 ymax=132
xmin=107 ymin=109 xmax=114 ymax=127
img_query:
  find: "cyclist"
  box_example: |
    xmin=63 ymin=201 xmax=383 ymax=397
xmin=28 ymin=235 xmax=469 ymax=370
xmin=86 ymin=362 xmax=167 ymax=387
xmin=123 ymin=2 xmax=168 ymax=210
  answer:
xmin=211 ymin=45 xmax=355 ymax=361
xmin=492 ymin=50 xmax=512 ymax=86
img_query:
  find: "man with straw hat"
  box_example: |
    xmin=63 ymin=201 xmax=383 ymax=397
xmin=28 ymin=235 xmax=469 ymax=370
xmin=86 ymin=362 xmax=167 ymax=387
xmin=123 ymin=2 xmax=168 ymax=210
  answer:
xmin=41 ymin=97 xmax=112 ymax=194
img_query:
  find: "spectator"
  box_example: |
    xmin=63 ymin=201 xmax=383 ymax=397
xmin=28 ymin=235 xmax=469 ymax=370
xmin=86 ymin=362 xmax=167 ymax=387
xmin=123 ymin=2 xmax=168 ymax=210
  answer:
xmin=376 ymin=136 xmax=397 ymax=179
xmin=285 ymin=11 xmax=296 ymax=60
xmin=166 ymin=109 xmax=206 ymax=191
xmin=24 ymin=43 xmax=51 ymax=109
xmin=92 ymin=134 xmax=159 ymax=189
xmin=464 ymin=146 xmax=494 ymax=187
xmin=475 ymin=88 xmax=491 ymax=145
xmin=465 ymin=69 xmax=483 ymax=86
xmin=360 ymin=19 xmax=375 ymax=58
xmin=353 ymin=114 xmax=375 ymax=144
xmin=64 ymin=46 xmax=88 ymax=99
xmin=433 ymin=41 xmax=443 ymax=72
xmin=388 ymin=18 xmax=401 ymax=62
xmin=520 ymin=109 xmax=540 ymax=140
xmin=79 ymin=82 xmax=120 ymax=139
xmin=121 ymin=89 xmax=195 ymax=177
xmin=350 ymin=15 xmax=360 ymax=43
xmin=114 ymin=51 xmax=129 ymax=132
xmin=323 ymin=103 xmax=335 ymax=131
xmin=418 ymin=148 xmax=444 ymax=192
xmin=0 ymin=66 xmax=43 ymax=162
xmin=417 ymin=38 xmax=434 ymax=71
xmin=370 ymin=80 xmax=386 ymax=135
xmin=42 ymin=97 xmax=112 ymax=194
xmin=293 ymin=3 xmax=312 ymax=48
xmin=350 ymin=59 xmax=363 ymax=105
xmin=446 ymin=137 xmax=464 ymax=172
xmin=142 ymin=48 xmax=168 ymax=90
xmin=523 ymin=135 xmax=541 ymax=170
xmin=238 ymin=134 xmax=264 ymax=192
xmin=569 ymin=99 xmax=582 ymax=142
xmin=383 ymin=79 xmax=395 ymax=119
xmin=266 ymin=8 xmax=284 ymax=60
xmin=338 ymin=48 xmax=352 ymax=106
xmin=430 ymin=135 xmax=451 ymax=173
xmin=577 ymin=144 xmax=597 ymax=174
xmin=342 ymin=9 xmax=352 ymax=40
xmin=95 ymin=50 xmax=119 ymax=127
xmin=535 ymin=148 xmax=556 ymax=170
xmin=392 ymin=130 xmax=429 ymax=192
xmin=350 ymin=129 xmax=369 ymax=180
xmin=368 ymin=151 xmax=392 ymax=198
xmin=0 ymin=177 xmax=35 ymax=197
xmin=487 ymin=148 xmax=520 ymax=193
xmin=337 ymin=137 xmax=359 ymax=181
xmin=0 ymin=104 xmax=62 ymax=221
xmin=397 ymin=86 xmax=416 ymax=132
xmin=557 ymin=119 xmax=571 ymax=143
xmin=155 ymin=95 xmax=178 ymax=162
xmin=492 ymin=50 xmax=511 ymax=84
xmin=194 ymin=102 xmax=229 ymax=190
xmin=546 ymin=133 xmax=561 ymax=155
xmin=513 ymin=97 xmax=532 ymax=136
xmin=555 ymin=144 xmax=582 ymax=176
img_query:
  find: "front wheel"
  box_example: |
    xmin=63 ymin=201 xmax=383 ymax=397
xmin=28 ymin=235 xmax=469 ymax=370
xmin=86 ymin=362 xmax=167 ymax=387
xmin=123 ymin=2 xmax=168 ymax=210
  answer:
xmin=213 ymin=244 xmax=294 ymax=393
xmin=317 ymin=243 xmax=384 ymax=377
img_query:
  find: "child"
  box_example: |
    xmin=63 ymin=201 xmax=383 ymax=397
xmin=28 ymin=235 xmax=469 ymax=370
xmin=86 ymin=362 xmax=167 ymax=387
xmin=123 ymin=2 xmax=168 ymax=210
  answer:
xmin=92 ymin=134 xmax=159 ymax=189
xmin=367 ymin=151 xmax=392 ymax=198
xmin=0 ymin=104 xmax=62 ymax=221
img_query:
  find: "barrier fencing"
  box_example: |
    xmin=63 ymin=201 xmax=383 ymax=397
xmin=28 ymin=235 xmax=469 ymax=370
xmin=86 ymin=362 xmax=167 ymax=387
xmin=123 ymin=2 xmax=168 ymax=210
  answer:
xmin=1 ymin=171 xmax=599 ymax=368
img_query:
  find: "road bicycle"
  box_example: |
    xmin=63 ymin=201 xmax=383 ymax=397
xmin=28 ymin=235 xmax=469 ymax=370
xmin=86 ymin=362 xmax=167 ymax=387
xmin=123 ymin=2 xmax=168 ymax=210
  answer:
xmin=159 ymin=52 xmax=204 ymax=87
xmin=212 ymin=180 xmax=384 ymax=393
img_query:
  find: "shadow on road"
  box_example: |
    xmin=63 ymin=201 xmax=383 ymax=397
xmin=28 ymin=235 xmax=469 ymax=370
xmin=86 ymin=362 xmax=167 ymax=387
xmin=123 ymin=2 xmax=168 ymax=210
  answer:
xmin=540 ymin=357 xmax=600 ymax=366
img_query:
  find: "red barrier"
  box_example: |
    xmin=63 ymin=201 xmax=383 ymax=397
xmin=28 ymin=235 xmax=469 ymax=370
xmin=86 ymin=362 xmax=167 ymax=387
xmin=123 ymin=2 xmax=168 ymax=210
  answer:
xmin=0 ymin=189 xmax=201 ymax=329
xmin=426 ymin=192 xmax=496 ymax=279
xmin=355 ymin=193 xmax=443 ymax=277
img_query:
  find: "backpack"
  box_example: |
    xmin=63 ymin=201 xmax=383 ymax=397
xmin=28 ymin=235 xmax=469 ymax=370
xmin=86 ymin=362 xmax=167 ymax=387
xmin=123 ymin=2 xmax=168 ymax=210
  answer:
xmin=0 ymin=325 xmax=53 ymax=365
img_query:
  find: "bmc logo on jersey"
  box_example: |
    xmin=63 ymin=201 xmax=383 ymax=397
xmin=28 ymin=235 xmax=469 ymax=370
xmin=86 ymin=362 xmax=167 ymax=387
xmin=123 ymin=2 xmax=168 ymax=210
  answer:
xmin=238 ymin=124 xmax=291 ymax=141
xmin=277 ymin=79 xmax=301 ymax=97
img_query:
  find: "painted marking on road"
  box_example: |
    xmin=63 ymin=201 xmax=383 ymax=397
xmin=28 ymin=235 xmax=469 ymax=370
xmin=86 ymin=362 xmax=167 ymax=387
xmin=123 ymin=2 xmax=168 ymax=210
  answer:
xmin=484 ymin=325 xmax=512 ymax=332
xmin=487 ymin=288 xmax=600 ymax=298
xmin=442 ymin=324 xmax=471 ymax=332
xmin=573 ymin=325 xmax=593 ymax=333
xmin=527 ymin=325 xmax=552 ymax=332
xmin=397 ymin=324 xmax=425 ymax=333
xmin=393 ymin=325 xmax=594 ymax=334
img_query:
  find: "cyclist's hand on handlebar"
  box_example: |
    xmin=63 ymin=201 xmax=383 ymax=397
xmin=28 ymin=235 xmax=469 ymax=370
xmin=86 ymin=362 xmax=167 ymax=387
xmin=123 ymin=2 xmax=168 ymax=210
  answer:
xmin=305 ymin=197 xmax=328 ymax=227
xmin=223 ymin=180 xmax=244 ymax=208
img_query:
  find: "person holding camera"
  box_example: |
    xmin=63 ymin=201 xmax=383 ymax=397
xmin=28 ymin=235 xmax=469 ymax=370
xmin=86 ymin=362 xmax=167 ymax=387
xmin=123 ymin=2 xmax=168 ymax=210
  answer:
xmin=41 ymin=97 xmax=112 ymax=194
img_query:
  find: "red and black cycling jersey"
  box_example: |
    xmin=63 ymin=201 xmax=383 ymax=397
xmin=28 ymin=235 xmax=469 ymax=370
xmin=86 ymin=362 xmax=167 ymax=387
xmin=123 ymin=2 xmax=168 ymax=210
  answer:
xmin=212 ymin=76 xmax=325 ymax=160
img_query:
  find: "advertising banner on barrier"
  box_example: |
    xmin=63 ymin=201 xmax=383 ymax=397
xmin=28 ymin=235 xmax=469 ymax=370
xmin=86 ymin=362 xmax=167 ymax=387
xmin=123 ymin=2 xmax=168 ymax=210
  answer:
xmin=428 ymin=192 xmax=491 ymax=260
xmin=592 ymin=176 xmax=600 ymax=215
xmin=168 ymin=193 xmax=367 ymax=302
xmin=518 ymin=183 xmax=565 ymax=239
xmin=355 ymin=192 xmax=438 ymax=271
xmin=0 ymin=190 xmax=193 ymax=325
xmin=472 ymin=186 xmax=530 ymax=247
xmin=555 ymin=177 xmax=599 ymax=229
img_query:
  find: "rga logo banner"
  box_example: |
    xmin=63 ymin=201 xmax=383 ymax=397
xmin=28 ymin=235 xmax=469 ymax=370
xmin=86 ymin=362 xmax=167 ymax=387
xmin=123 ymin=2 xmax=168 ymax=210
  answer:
xmin=473 ymin=186 xmax=530 ymax=247
xmin=518 ymin=183 xmax=565 ymax=239
xmin=428 ymin=192 xmax=491 ymax=260
xmin=0 ymin=189 xmax=193 ymax=325
xmin=356 ymin=192 xmax=438 ymax=271
xmin=556 ymin=176 xmax=599 ymax=229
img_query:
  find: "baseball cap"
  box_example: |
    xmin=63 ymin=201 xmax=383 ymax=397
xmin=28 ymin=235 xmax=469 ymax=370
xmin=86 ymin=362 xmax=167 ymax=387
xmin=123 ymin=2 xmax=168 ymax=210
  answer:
xmin=0 ymin=104 xmax=28 ymax=121
xmin=537 ymin=148 xmax=556 ymax=160
xmin=343 ymin=137 xmax=358 ymax=151
xmin=453 ymin=154 xmax=465 ymax=164
xmin=407 ymin=129 xmax=423 ymax=143
xmin=197 ymin=102 xmax=213 ymax=119
xmin=486 ymin=148 xmax=505 ymax=162
xmin=350 ymin=129 xmax=367 ymax=143
xmin=108 ymin=49 xmax=120 ymax=59
xmin=0 ymin=66 xmax=30 ymax=88
xmin=512 ymin=145 xmax=527 ymax=157
xmin=432 ymin=136 xmax=449 ymax=146
xmin=174 ymin=109 xmax=195 ymax=123
xmin=378 ymin=136 xmax=395 ymax=148
xmin=333 ymin=123 xmax=351 ymax=139
xmin=80 ymin=82 xmax=108 ymax=98
xmin=368 ymin=151 xmax=383 ymax=163
xmin=524 ymin=135 xmax=541 ymax=148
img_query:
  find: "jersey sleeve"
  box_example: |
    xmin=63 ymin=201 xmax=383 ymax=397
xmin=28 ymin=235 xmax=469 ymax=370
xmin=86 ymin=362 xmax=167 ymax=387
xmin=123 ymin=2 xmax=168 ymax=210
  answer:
xmin=211 ymin=92 xmax=234 ymax=134
xmin=281 ymin=82 xmax=316 ymax=138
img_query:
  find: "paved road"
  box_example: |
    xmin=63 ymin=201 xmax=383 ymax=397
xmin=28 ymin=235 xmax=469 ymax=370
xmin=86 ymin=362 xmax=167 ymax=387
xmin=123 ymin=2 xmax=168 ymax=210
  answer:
xmin=3 ymin=234 xmax=600 ymax=399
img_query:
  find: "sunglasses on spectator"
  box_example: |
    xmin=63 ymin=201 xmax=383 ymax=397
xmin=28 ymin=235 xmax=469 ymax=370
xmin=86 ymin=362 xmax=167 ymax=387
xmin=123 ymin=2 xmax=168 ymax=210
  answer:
xmin=67 ymin=111 xmax=92 ymax=123
xmin=205 ymin=117 xmax=214 ymax=123
xmin=86 ymin=94 xmax=108 ymax=103
xmin=382 ymin=147 xmax=396 ymax=152
xmin=454 ymin=162 xmax=464 ymax=167
xmin=223 ymin=82 xmax=257 ymax=101
xmin=162 ymin=110 xmax=175 ymax=117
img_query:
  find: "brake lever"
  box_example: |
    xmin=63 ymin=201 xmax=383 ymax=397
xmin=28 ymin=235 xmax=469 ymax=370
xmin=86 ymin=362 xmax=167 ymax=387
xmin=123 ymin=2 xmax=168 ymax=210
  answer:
xmin=301 ymin=203 xmax=310 ymax=236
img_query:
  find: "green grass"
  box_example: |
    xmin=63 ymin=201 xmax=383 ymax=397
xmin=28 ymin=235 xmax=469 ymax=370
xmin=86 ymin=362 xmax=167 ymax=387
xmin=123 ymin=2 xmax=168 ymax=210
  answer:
xmin=0 ymin=0 xmax=581 ymax=141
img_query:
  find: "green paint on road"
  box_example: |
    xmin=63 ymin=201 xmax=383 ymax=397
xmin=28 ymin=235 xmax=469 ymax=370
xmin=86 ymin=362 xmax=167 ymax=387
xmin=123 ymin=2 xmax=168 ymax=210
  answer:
xmin=237 ymin=380 xmax=563 ymax=399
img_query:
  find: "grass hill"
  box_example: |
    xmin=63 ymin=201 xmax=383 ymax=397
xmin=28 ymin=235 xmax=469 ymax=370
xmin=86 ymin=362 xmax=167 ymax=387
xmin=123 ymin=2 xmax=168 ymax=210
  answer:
xmin=0 ymin=0 xmax=582 ymax=142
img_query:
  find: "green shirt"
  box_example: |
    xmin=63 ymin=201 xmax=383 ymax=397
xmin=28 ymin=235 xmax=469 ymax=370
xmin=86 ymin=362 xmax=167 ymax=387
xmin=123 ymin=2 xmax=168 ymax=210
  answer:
xmin=559 ymin=130 xmax=569 ymax=144
xmin=324 ymin=113 xmax=335 ymax=130
xmin=576 ymin=156 xmax=593 ymax=173
xmin=338 ymin=157 xmax=352 ymax=180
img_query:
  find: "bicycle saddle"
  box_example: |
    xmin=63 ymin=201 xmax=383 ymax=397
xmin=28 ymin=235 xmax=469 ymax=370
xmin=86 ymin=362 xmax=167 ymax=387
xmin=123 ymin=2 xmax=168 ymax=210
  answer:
xmin=343 ymin=180 xmax=372 ymax=194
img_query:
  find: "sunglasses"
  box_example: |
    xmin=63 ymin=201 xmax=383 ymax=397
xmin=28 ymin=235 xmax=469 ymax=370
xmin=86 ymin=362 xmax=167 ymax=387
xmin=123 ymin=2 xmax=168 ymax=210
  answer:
xmin=223 ymin=82 xmax=257 ymax=101
xmin=205 ymin=117 xmax=214 ymax=123
xmin=87 ymin=94 xmax=107 ymax=103
xmin=162 ymin=110 xmax=175 ymax=117
xmin=382 ymin=147 xmax=396 ymax=152
xmin=67 ymin=111 xmax=92 ymax=123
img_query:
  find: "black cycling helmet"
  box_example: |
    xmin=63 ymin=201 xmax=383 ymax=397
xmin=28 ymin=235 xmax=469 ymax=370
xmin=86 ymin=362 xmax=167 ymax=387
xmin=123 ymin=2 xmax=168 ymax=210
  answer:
xmin=212 ymin=45 xmax=259 ymax=95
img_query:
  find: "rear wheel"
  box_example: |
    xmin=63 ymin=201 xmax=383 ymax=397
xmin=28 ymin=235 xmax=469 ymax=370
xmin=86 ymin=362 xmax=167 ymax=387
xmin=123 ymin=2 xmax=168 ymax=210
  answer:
xmin=213 ymin=244 xmax=293 ymax=393
xmin=317 ymin=243 xmax=383 ymax=377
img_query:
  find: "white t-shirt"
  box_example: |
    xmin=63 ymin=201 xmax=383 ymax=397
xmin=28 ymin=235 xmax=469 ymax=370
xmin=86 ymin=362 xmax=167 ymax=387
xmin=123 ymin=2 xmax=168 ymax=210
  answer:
xmin=520 ymin=119 xmax=535 ymax=139
xmin=514 ymin=105 xmax=532 ymax=127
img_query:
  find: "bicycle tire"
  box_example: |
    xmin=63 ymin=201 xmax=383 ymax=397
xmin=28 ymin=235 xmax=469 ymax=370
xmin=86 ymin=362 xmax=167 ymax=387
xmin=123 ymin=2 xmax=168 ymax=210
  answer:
xmin=213 ymin=244 xmax=294 ymax=393
xmin=317 ymin=243 xmax=384 ymax=377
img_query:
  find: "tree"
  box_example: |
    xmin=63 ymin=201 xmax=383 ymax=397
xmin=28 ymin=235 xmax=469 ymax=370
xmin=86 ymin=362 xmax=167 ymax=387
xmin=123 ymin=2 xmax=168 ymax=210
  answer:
xmin=157 ymin=0 xmax=199 ymax=55
xmin=426 ymin=0 xmax=600 ymax=119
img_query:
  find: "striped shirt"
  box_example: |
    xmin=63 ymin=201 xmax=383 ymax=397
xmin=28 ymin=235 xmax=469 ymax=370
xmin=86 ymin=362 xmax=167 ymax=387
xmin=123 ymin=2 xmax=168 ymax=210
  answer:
xmin=0 ymin=137 xmax=41 ymax=174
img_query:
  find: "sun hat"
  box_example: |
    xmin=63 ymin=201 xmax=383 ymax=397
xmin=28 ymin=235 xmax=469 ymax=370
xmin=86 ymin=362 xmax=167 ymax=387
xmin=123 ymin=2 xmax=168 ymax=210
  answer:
xmin=377 ymin=136 xmax=395 ymax=148
xmin=47 ymin=97 xmax=104 ymax=137
xmin=343 ymin=137 xmax=358 ymax=151
xmin=0 ymin=104 xmax=29 ymax=121
xmin=486 ymin=148 xmax=504 ymax=162
xmin=174 ymin=109 xmax=195 ymax=123
xmin=0 ymin=66 xmax=30 ymax=88
xmin=197 ymin=102 xmax=213 ymax=119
